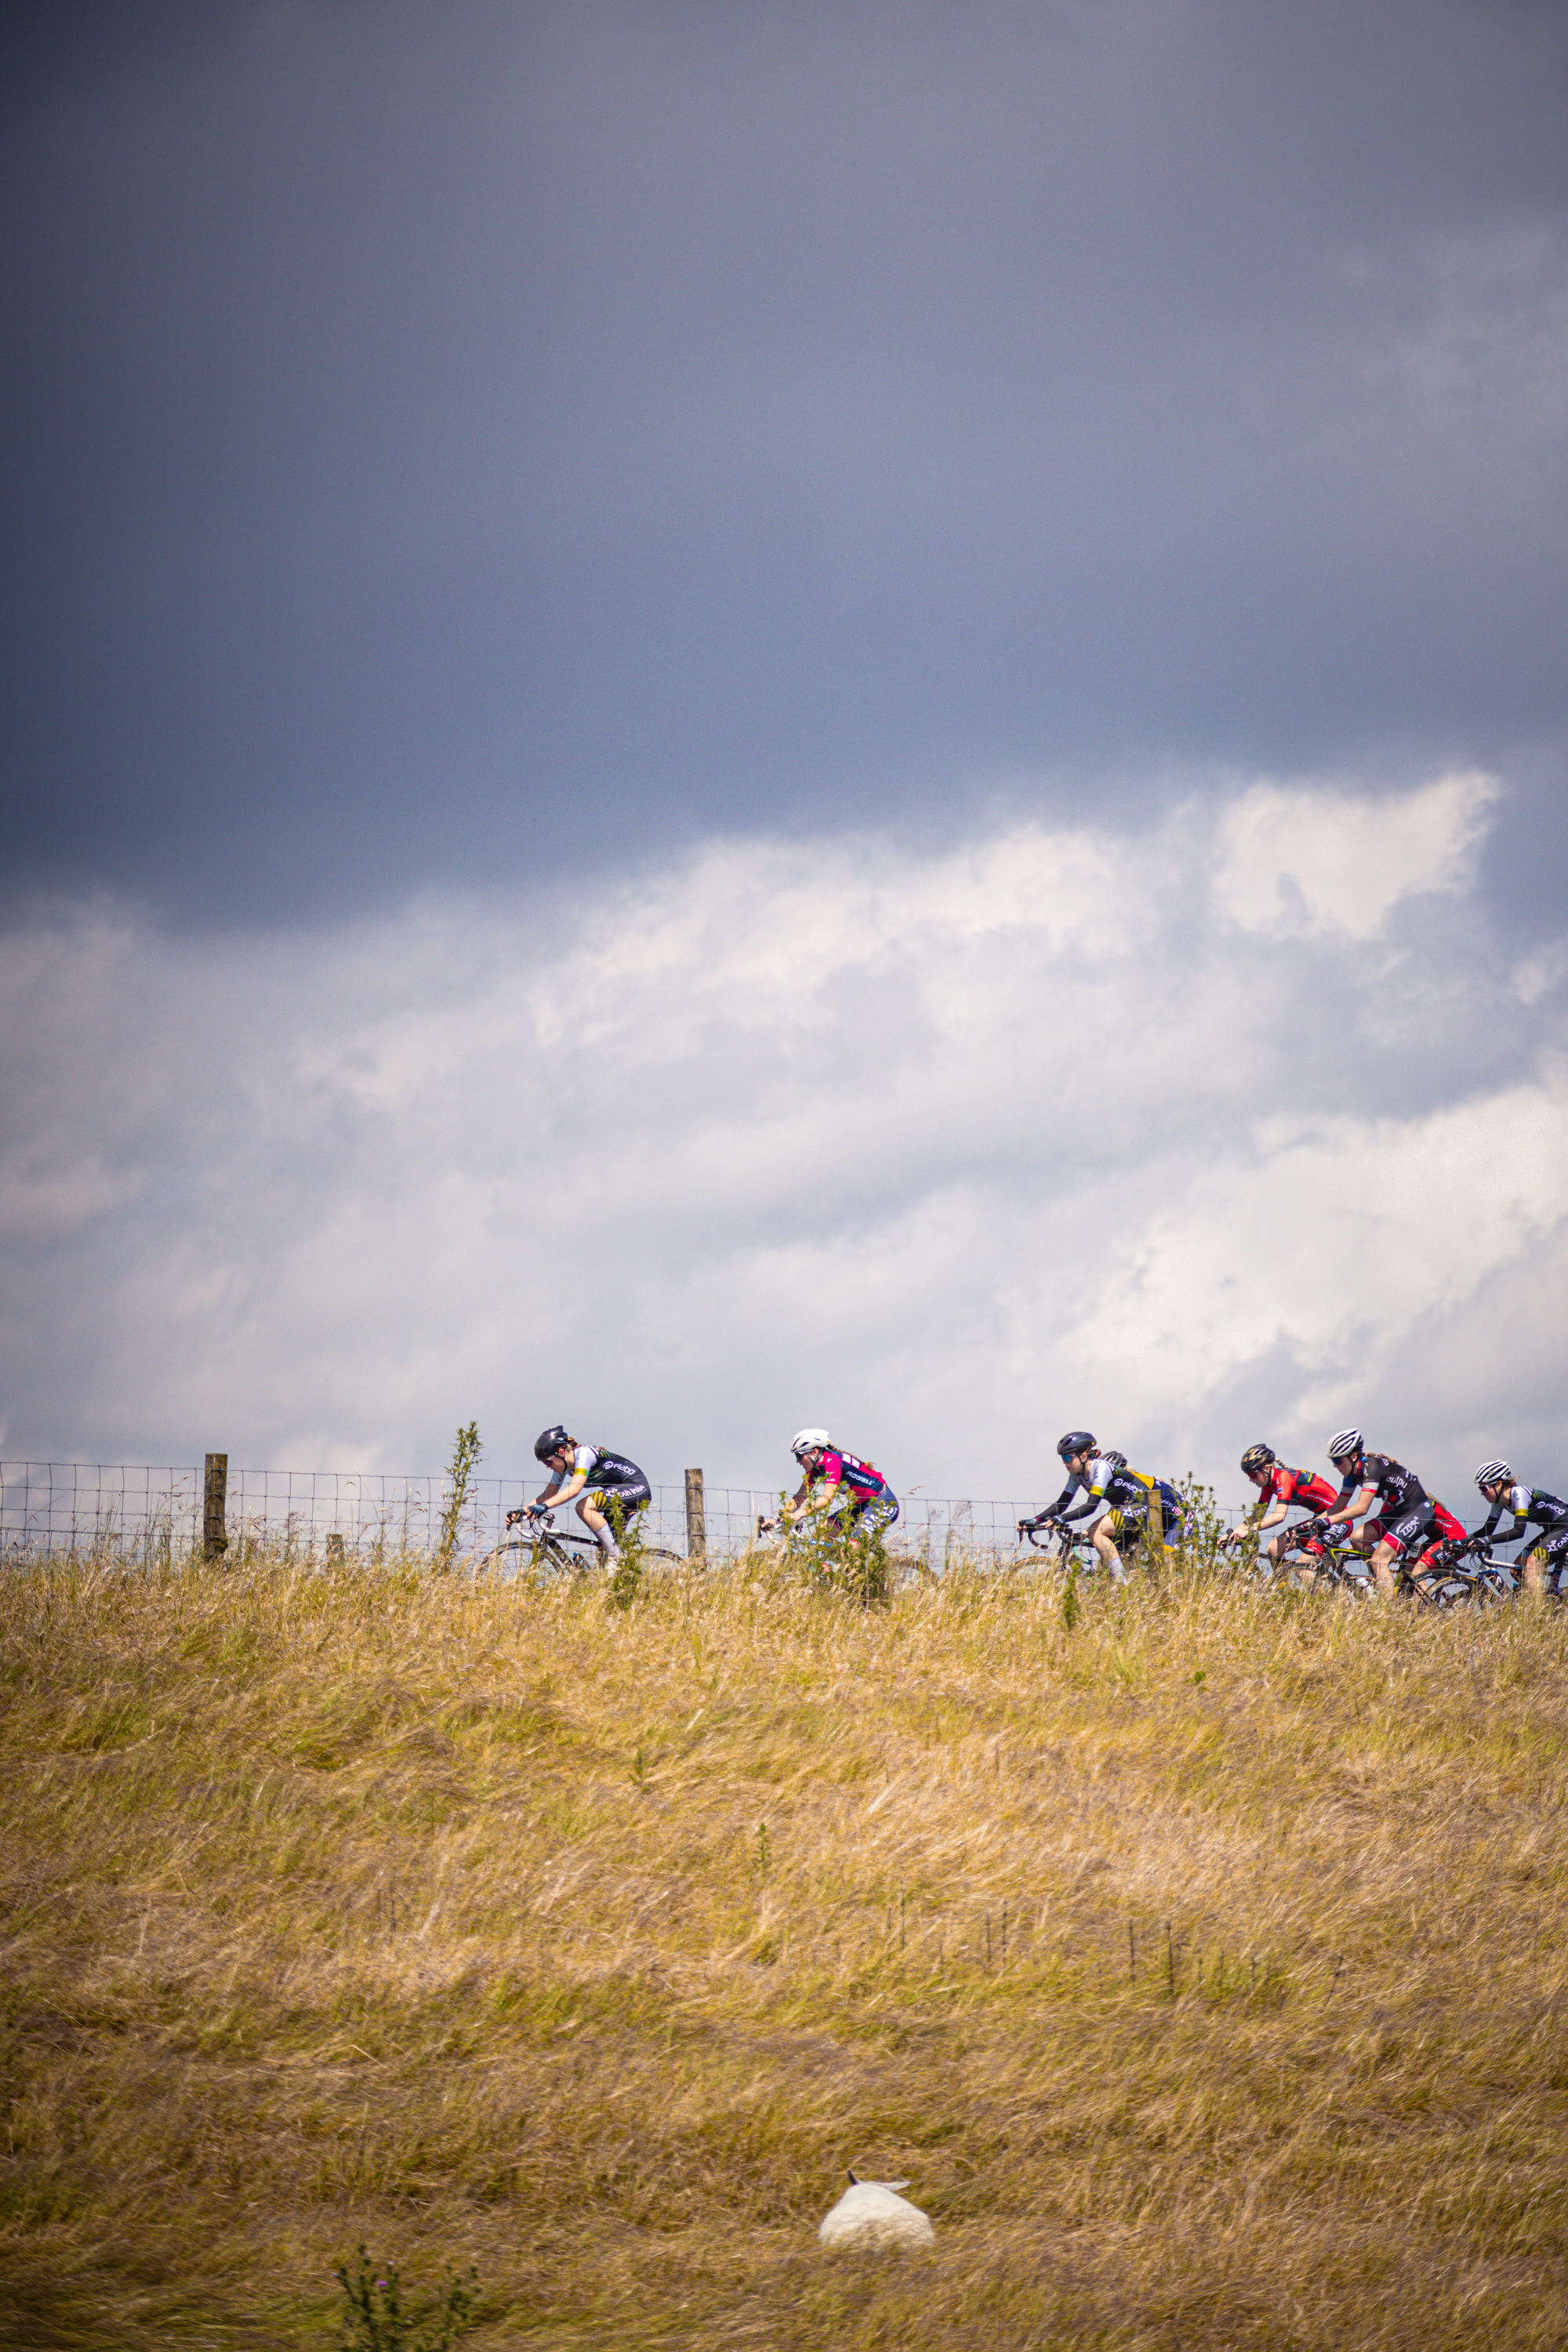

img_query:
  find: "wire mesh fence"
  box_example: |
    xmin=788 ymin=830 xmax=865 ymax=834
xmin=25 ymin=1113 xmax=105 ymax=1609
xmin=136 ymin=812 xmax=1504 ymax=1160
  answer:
xmin=0 ymin=1461 xmax=1244 ymax=1570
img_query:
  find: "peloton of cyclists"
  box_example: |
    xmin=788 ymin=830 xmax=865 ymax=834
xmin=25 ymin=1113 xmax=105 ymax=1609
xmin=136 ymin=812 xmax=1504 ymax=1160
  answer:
xmin=507 ymin=1427 xmax=652 ymax=1563
xmin=759 ymin=1429 xmax=899 ymax=1546
xmin=1020 ymin=1431 xmax=1184 ymax=1584
xmin=499 ymin=1417 xmax=1563 ymax=1602
xmin=1472 ymin=1462 xmax=1568 ymax=1595
xmin=1223 ymin=1443 xmax=1341 ymax=1577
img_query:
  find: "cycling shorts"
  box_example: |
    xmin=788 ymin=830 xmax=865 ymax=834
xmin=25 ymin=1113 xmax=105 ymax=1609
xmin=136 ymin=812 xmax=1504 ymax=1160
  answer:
xmin=1365 ymin=1501 xmax=1436 ymax=1558
xmin=1525 ymin=1526 xmax=1568 ymax=1567
xmin=590 ymin=1483 xmax=652 ymax=1520
xmin=829 ymin=1489 xmax=899 ymax=1539
xmin=1108 ymin=1501 xmax=1150 ymax=1551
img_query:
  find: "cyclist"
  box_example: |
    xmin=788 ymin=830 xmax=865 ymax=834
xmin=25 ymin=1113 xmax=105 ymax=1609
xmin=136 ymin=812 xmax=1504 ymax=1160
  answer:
xmin=507 ymin=1426 xmax=652 ymax=1563
xmin=1021 ymin=1432 xmax=1178 ymax=1582
xmin=1022 ymin=1431 xmax=1101 ymax=1541
xmin=1472 ymin=1461 xmax=1568 ymax=1595
xmin=1223 ymin=1443 xmax=1340 ymax=1577
xmin=1312 ymin=1430 xmax=1463 ymax=1597
xmin=760 ymin=1429 xmax=899 ymax=1544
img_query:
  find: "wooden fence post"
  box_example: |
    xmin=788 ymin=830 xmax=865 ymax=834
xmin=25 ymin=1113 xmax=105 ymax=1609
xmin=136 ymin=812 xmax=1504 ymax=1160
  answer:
xmin=202 ymin=1453 xmax=229 ymax=1560
xmin=684 ymin=1468 xmax=706 ymax=1563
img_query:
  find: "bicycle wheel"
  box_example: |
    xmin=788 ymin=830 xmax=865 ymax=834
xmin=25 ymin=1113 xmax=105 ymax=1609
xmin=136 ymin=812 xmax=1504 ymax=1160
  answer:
xmin=492 ymin=1531 xmax=595 ymax=1579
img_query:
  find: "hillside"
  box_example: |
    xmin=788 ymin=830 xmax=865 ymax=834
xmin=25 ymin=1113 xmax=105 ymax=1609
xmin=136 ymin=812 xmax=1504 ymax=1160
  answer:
xmin=2 ymin=1551 xmax=1566 ymax=2349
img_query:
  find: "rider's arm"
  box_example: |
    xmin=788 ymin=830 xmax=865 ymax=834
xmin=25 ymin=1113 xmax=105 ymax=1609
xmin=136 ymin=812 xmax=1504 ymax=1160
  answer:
xmin=1222 ymin=1505 xmax=1288 ymax=1543
xmin=1327 ymin=1482 xmax=1374 ymax=1529
xmin=525 ymin=1469 xmax=587 ymax=1515
xmin=782 ymin=1471 xmax=842 ymax=1524
xmin=1039 ymin=1478 xmax=1087 ymax=1523
xmin=778 ymin=1476 xmax=810 ymax=1524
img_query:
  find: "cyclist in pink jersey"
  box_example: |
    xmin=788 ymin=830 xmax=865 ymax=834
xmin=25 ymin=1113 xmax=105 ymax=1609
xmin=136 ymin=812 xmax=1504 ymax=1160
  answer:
xmin=760 ymin=1428 xmax=900 ymax=1543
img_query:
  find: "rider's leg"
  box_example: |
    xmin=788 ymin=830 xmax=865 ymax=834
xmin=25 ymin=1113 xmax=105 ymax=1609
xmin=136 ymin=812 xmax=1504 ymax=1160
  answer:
xmin=575 ymin=1488 xmax=651 ymax=1561
xmin=1091 ymin=1516 xmax=1127 ymax=1584
xmin=858 ymin=1492 xmax=898 ymax=1539
xmin=576 ymin=1493 xmax=617 ymax=1558
xmin=1375 ymin=1504 xmax=1436 ymax=1598
xmin=1520 ymin=1543 xmax=1548 ymax=1595
xmin=1541 ymin=1533 xmax=1568 ymax=1597
xmin=1290 ymin=1537 xmax=1321 ymax=1590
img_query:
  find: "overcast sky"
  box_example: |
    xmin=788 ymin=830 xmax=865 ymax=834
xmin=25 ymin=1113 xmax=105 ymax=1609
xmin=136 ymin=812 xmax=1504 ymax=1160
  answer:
xmin=2 ymin=0 xmax=1565 ymax=1515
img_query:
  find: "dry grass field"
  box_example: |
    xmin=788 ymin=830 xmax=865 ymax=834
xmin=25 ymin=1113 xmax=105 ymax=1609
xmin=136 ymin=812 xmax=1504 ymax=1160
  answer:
xmin=2 ymin=1545 xmax=1567 ymax=2349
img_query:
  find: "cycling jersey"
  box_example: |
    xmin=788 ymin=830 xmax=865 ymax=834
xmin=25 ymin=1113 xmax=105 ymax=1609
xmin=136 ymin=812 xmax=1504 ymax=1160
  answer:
xmin=1333 ymin=1453 xmax=1428 ymax=1516
xmin=1087 ymin=1457 xmax=1156 ymax=1509
xmin=566 ymin=1443 xmax=649 ymax=1494
xmin=804 ymin=1447 xmax=888 ymax=1501
xmin=1104 ymin=1477 xmax=1185 ymax=1551
xmin=1475 ymin=1483 xmax=1568 ymax=1548
xmin=1265 ymin=1465 xmax=1339 ymax=1515
xmin=1043 ymin=1472 xmax=1088 ymax=1522
xmin=1044 ymin=1457 xmax=1168 ymax=1535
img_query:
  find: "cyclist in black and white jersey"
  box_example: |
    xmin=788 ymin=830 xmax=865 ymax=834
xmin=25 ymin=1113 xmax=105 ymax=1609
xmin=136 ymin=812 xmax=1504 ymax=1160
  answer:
xmin=507 ymin=1426 xmax=652 ymax=1563
xmin=1021 ymin=1431 xmax=1181 ymax=1583
xmin=1472 ymin=1461 xmax=1568 ymax=1594
xmin=1317 ymin=1429 xmax=1449 ymax=1596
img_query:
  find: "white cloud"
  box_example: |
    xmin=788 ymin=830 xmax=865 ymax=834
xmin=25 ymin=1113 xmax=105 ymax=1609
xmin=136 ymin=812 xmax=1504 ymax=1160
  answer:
xmin=1213 ymin=768 xmax=1499 ymax=939
xmin=0 ymin=775 xmax=1563 ymax=1519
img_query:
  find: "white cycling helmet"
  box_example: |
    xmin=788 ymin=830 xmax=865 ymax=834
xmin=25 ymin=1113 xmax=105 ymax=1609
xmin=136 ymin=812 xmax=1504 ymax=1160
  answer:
xmin=1327 ymin=1428 xmax=1364 ymax=1464
xmin=791 ymin=1427 xmax=830 ymax=1457
xmin=1475 ymin=1459 xmax=1512 ymax=1489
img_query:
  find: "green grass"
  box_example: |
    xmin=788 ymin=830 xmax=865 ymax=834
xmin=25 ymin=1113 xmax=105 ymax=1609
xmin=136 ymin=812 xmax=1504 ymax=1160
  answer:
xmin=1 ymin=1549 xmax=1566 ymax=2347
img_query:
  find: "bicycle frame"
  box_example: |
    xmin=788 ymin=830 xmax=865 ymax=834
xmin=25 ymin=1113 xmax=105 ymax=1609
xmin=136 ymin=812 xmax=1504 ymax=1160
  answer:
xmin=1019 ymin=1519 xmax=1104 ymax=1573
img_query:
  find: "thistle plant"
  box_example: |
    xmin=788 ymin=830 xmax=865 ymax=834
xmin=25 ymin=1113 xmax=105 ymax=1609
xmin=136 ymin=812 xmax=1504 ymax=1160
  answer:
xmin=605 ymin=1496 xmax=648 ymax=1610
xmin=435 ymin=1422 xmax=482 ymax=1573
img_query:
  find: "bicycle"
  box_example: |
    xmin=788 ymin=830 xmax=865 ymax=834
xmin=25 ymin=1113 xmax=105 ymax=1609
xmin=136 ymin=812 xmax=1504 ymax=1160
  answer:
xmin=483 ymin=1508 xmax=683 ymax=1580
xmin=1016 ymin=1516 xmax=1109 ymax=1575
xmin=757 ymin=1507 xmax=904 ymax=1600
xmin=1278 ymin=1519 xmax=1374 ymax=1595
xmin=1402 ymin=1536 xmax=1515 ymax=1610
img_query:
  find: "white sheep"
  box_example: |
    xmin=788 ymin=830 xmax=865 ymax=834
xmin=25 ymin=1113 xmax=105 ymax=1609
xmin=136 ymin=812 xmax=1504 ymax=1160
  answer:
xmin=818 ymin=2169 xmax=935 ymax=2249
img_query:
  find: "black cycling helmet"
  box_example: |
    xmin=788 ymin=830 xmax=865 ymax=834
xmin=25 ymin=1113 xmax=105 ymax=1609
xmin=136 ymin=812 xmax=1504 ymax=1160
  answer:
xmin=534 ymin=1425 xmax=572 ymax=1464
xmin=1240 ymin=1443 xmax=1276 ymax=1477
xmin=1102 ymin=1450 xmax=1127 ymax=1471
xmin=1058 ymin=1429 xmax=1096 ymax=1460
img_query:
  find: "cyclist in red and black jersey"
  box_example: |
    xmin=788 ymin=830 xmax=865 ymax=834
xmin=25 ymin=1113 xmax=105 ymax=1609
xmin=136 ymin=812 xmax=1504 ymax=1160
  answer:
xmin=1222 ymin=1443 xmax=1339 ymax=1574
xmin=760 ymin=1428 xmax=899 ymax=1543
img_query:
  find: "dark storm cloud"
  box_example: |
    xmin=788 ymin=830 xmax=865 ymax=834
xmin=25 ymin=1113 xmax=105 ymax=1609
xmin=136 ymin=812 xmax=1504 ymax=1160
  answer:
xmin=2 ymin=0 xmax=1566 ymax=919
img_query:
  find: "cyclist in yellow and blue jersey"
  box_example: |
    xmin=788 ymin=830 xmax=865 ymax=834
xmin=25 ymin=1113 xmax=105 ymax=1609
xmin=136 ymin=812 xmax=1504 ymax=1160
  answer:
xmin=1022 ymin=1431 xmax=1184 ymax=1581
xmin=507 ymin=1425 xmax=652 ymax=1563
